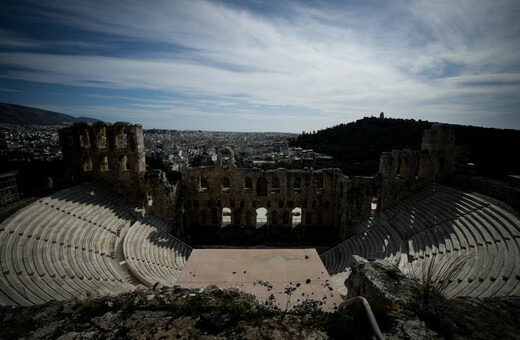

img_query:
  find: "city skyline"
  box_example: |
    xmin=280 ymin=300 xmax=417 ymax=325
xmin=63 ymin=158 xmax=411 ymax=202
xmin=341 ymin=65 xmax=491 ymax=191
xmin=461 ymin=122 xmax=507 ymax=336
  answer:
xmin=1 ymin=0 xmax=519 ymax=132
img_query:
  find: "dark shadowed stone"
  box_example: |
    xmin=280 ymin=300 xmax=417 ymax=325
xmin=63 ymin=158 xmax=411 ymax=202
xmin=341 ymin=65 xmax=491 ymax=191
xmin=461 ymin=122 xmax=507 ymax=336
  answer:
xmin=346 ymin=255 xmax=420 ymax=311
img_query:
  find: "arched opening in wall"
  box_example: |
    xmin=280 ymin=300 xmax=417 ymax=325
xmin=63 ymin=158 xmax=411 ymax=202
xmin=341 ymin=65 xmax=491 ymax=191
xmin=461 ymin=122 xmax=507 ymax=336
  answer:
xmin=257 ymin=177 xmax=267 ymax=196
xmin=271 ymin=176 xmax=280 ymax=194
xmin=96 ymin=126 xmax=107 ymax=149
xmin=222 ymin=177 xmax=230 ymax=192
xmin=395 ymin=157 xmax=402 ymax=178
xmin=80 ymin=129 xmax=90 ymax=149
xmin=291 ymin=207 xmax=302 ymax=227
xmin=199 ymin=176 xmax=208 ymax=192
xmin=271 ymin=210 xmax=279 ymax=225
xmin=256 ymin=207 xmax=267 ymax=228
xmin=244 ymin=176 xmax=252 ymax=193
xmin=293 ymin=176 xmax=301 ymax=192
xmin=399 ymin=157 xmax=409 ymax=178
xmin=219 ymin=149 xmax=233 ymax=169
xmin=371 ymin=196 xmax=378 ymax=212
xmin=100 ymin=156 xmax=110 ymax=172
xmin=222 ymin=207 xmax=231 ymax=227
xmin=119 ymin=155 xmax=129 ymax=172
xmin=83 ymin=156 xmax=93 ymax=172
xmin=115 ymin=127 xmax=127 ymax=148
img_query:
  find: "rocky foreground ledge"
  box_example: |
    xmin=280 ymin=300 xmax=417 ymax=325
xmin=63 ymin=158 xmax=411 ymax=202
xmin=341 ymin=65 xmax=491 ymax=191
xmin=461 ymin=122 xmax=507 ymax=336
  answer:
xmin=0 ymin=285 xmax=347 ymax=340
xmin=347 ymin=256 xmax=520 ymax=339
xmin=1 ymin=257 xmax=519 ymax=339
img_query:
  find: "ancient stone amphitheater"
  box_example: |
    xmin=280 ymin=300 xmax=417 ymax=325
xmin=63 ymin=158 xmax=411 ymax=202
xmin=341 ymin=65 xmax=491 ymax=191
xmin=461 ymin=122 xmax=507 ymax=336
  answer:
xmin=0 ymin=122 xmax=519 ymax=307
xmin=322 ymin=183 xmax=520 ymax=298
xmin=0 ymin=182 xmax=191 ymax=305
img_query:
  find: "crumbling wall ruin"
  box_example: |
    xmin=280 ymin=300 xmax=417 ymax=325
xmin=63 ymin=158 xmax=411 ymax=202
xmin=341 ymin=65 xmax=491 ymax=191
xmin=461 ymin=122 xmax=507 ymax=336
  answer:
xmin=377 ymin=124 xmax=459 ymax=210
xmin=182 ymin=147 xmax=376 ymax=243
xmin=59 ymin=122 xmax=459 ymax=243
xmin=184 ymin=155 xmax=342 ymax=228
xmin=59 ymin=122 xmax=180 ymax=227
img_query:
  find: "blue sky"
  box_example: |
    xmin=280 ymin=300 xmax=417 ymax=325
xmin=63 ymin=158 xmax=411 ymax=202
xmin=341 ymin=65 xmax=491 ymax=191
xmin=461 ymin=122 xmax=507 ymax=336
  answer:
xmin=1 ymin=0 xmax=519 ymax=132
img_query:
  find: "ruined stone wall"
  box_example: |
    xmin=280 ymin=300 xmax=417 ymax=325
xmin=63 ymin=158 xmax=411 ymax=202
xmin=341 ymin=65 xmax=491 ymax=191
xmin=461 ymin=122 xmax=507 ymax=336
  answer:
xmin=339 ymin=176 xmax=378 ymax=239
xmin=377 ymin=124 xmax=459 ymax=210
xmin=182 ymin=147 xmax=383 ymax=242
xmin=59 ymin=122 xmax=148 ymax=204
xmin=143 ymin=170 xmax=183 ymax=233
xmin=59 ymin=122 xmax=461 ymax=244
xmin=58 ymin=122 xmax=183 ymax=230
xmin=184 ymin=158 xmax=341 ymax=227
xmin=59 ymin=122 xmax=146 ymax=174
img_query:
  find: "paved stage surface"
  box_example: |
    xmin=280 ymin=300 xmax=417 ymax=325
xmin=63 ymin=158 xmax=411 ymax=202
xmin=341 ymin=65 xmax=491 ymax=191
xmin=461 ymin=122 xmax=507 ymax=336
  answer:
xmin=175 ymin=248 xmax=344 ymax=311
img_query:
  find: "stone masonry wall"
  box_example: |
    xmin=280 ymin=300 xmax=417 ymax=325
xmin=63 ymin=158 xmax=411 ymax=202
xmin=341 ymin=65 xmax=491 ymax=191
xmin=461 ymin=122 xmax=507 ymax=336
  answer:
xmin=183 ymin=153 xmax=342 ymax=228
xmin=58 ymin=122 xmax=178 ymax=228
xmin=377 ymin=124 xmax=459 ymax=210
xmin=182 ymin=147 xmax=377 ymax=241
xmin=59 ymin=122 xmax=459 ymax=242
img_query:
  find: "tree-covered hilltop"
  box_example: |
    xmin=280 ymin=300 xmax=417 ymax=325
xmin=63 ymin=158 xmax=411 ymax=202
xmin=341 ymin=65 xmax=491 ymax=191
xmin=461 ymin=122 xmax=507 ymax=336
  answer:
xmin=291 ymin=117 xmax=433 ymax=176
xmin=291 ymin=116 xmax=520 ymax=178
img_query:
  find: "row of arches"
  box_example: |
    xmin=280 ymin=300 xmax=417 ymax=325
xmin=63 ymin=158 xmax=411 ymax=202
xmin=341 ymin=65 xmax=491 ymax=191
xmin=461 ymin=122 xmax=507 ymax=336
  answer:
xmin=382 ymin=151 xmax=449 ymax=182
xmin=83 ymin=155 xmax=130 ymax=172
xmin=79 ymin=125 xmax=129 ymax=150
xmin=195 ymin=206 xmax=325 ymax=228
xmin=223 ymin=207 xmax=301 ymax=227
xmin=199 ymin=175 xmax=323 ymax=195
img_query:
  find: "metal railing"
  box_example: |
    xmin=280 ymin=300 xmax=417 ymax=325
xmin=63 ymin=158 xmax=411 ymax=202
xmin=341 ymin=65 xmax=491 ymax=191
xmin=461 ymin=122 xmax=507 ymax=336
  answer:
xmin=338 ymin=296 xmax=385 ymax=340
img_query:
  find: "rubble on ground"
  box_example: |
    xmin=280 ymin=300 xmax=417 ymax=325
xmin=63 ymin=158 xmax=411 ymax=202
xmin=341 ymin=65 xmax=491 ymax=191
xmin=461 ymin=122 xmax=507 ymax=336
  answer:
xmin=2 ymin=258 xmax=520 ymax=339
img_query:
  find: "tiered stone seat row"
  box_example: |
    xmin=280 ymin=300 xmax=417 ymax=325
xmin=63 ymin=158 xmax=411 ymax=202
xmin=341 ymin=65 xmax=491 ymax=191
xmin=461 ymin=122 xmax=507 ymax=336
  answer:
xmin=321 ymin=184 xmax=520 ymax=299
xmin=320 ymin=217 xmax=406 ymax=294
xmin=143 ymin=215 xmax=171 ymax=232
xmin=391 ymin=185 xmax=520 ymax=298
xmin=123 ymin=220 xmax=192 ymax=288
xmin=39 ymin=182 xmax=135 ymax=236
xmin=0 ymin=183 xmax=138 ymax=306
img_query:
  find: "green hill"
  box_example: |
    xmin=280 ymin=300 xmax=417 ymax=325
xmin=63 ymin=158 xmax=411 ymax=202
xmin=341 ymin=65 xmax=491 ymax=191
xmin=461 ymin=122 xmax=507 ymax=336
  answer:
xmin=291 ymin=117 xmax=520 ymax=178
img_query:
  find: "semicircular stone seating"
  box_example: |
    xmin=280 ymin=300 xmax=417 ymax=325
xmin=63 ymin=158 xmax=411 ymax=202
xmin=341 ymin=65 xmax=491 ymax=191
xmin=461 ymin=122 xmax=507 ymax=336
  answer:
xmin=123 ymin=219 xmax=192 ymax=288
xmin=321 ymin=183 xmax=520 ymax=298
xmin=0 ymin=182 xmax=192 ymax=306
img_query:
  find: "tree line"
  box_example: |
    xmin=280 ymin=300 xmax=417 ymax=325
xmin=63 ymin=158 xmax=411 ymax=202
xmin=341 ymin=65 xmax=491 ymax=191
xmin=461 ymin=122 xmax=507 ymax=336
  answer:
xmin=291 ymin=117 xmax=520 ymax=179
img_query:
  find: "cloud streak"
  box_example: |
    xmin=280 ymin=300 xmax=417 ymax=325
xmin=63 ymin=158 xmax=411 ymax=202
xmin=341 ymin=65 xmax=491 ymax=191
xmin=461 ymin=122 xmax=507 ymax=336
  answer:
xmin=0 ymin=0 xmax=519 ymax=131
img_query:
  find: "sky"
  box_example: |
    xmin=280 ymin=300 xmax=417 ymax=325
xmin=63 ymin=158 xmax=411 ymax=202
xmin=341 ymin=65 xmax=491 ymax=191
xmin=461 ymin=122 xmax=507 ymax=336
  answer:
xmin=0 ymin=0 xmax=519 ymax=132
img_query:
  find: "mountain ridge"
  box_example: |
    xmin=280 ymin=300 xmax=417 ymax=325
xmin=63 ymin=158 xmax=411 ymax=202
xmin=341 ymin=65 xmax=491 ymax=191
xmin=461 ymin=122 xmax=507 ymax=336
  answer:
xmin=0 ymin=102 xmax=100 ymax=125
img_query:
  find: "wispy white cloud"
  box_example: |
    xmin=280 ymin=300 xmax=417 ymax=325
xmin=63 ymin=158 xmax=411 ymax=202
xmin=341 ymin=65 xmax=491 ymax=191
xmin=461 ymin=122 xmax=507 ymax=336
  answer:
xmin=0 ymin=87 xmax=22 ymax=93
xmin=0 ymin=0 xmax=519 ymax=131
